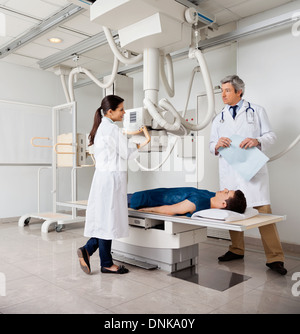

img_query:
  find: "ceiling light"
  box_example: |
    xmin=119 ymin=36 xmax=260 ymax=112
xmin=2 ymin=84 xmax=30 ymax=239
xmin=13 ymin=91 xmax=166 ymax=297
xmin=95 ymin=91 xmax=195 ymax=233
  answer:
xmin=38 ymin=31 xmax=118 ymax=70
xmin=48 ymin=37 xmax=63 ymax=44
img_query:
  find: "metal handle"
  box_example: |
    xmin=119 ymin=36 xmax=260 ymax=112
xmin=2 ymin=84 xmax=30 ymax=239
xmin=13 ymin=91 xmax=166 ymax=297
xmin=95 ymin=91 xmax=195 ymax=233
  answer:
xmin=54 ymin=142 xmax=75 ymax=154
xmin=31 ymin=137 xmax=52 ymax=148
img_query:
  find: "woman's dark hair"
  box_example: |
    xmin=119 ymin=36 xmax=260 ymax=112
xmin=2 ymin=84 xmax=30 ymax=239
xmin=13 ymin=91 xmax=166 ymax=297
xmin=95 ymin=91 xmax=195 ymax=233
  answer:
xmin=88 ymin=95 xmax=124 ymax=146
xmin=225 ymin=190 xmax=247 ymax=214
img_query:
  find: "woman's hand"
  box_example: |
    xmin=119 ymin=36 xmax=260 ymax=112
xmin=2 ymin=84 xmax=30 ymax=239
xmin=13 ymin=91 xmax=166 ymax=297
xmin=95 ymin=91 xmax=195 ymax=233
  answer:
xmin=137 ymin=126 xmax=151 ymax=149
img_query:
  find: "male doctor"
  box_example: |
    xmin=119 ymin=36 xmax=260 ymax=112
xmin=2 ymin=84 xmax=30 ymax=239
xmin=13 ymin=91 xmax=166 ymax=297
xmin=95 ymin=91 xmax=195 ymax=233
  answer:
xmin=209 ymin=75 xmax=287 ymax=275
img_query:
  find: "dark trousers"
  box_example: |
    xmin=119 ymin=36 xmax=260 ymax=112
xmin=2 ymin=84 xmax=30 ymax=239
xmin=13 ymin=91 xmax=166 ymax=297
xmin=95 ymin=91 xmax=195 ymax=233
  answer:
xmin=84 ymin=237 xmax=113 ymax=268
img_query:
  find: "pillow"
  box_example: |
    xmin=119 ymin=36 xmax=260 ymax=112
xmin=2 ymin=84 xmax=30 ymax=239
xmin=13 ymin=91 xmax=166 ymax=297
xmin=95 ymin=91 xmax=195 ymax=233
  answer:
xmin=191 ymin=207 xmax=259 ymax=222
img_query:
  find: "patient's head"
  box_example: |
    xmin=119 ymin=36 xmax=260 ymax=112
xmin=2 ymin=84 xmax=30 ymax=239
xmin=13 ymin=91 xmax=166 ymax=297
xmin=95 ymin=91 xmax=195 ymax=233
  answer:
xmin=225 ymin=190 xmax=247 ymax=213
xmin=213 ymin=189 xmax=247 ymax=213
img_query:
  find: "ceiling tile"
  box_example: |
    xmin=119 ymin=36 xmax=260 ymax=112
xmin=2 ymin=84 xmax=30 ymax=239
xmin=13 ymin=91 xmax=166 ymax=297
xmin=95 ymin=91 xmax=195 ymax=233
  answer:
xmin=213 ymin=0 xmax=247 ymax=8
xmin=33 ymin=27 xmax=87 ymax=50
xmin=215 ymin=8 xmax=241 ymax=26
xmin=229 ymin=0 xmax=294 ymax=18
xmin=40 ymin=0 xmax=70 ymax=7
xmin=1 ymin=52 xmax=40 ymax=68
xmin=83 ymin=44 xmax=115 ymax=64
xmin=4 ymin=0 xmax=66 ymax=19
xmin=15 ymin=42 xmax=60 ymax=59
xmin=62 ymin=13 xmax=103 ymax=36
xmin=0 ymin=35 xmax=11 ymax=45
xmin=2 ymin=10 xmax=38 ymax=38
xmin=197 ymin=0 xmax=226 ymax=14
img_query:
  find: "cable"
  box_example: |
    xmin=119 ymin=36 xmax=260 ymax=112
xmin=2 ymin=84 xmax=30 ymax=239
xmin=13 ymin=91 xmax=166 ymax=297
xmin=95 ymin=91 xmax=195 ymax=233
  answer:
xmin=102 ymin=26 xmax=143 ymax=65
xmin=268 ymin=134 xmax=300 ymax=162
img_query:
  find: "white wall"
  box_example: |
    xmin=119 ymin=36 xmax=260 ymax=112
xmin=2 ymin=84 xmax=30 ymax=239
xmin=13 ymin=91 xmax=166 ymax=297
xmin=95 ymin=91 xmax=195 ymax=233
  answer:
xmin=0 ymin=61 xmax=99 ymax=218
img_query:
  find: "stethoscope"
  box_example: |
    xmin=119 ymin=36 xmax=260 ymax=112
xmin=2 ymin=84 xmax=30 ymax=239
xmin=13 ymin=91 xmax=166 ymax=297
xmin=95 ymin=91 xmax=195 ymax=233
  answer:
xmin=220 ymin=102 xmax=255 ymax=124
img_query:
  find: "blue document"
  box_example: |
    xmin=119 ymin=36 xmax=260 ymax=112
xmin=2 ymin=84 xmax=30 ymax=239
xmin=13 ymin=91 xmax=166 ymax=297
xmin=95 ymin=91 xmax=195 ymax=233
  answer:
xmin=218 ymin=135 xmax=269 ymax=181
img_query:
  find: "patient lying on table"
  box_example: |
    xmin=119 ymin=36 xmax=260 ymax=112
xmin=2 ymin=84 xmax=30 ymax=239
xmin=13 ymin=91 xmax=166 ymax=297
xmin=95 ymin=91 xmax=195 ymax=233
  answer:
xmin=128 ymin=187 xmax=246 ymax=216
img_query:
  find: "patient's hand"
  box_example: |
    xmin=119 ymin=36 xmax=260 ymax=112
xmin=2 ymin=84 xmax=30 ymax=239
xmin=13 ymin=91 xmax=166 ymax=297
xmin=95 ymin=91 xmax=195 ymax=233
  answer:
xmin=138 ymin=207 xmax=167 ymax=214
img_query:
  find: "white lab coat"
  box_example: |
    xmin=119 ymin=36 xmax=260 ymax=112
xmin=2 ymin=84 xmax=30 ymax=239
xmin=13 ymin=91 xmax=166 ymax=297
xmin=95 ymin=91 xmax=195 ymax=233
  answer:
xmin=209 ymin=100 xmax=276 ymax=207
xmin=84 ymin=117 xmax=138 ymax=240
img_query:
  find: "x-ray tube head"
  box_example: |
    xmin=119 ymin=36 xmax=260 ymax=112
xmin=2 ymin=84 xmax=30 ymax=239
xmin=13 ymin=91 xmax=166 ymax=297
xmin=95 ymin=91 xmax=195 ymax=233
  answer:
xmin=123 ymin=107 xmax=152 ymax=132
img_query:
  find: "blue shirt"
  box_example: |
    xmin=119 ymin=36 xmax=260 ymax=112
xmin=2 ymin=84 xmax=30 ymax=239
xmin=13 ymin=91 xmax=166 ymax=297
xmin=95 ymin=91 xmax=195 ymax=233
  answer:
xmin=228 ymin=99 xmax=243 ymax=117
xmin=129 ymin=187 xmax=215 ymax=216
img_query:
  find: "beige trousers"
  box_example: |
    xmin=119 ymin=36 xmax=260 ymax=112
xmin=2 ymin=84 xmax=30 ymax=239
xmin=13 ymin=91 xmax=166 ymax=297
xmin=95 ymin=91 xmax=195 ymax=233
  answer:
xmin=229 ymin=205 xmax=284 ymax=264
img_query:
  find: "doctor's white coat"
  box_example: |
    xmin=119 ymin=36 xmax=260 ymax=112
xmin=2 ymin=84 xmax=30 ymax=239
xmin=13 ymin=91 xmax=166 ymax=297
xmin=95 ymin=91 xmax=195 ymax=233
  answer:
xmin=209 ymin=100 xmax=276 ymax=207
xmin=84 ymin=117 xmax=138 ymax=240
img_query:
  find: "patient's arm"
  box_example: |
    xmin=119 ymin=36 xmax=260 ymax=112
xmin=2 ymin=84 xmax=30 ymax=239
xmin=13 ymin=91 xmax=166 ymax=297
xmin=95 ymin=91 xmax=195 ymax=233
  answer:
xmin=138 ymin=199 xmax=196 ymax=216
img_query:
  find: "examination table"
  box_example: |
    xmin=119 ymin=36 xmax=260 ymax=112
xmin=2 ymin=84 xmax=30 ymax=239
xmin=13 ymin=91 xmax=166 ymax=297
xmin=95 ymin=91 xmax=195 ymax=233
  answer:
xmin=18 ymin=202 xmax=285 ymax=272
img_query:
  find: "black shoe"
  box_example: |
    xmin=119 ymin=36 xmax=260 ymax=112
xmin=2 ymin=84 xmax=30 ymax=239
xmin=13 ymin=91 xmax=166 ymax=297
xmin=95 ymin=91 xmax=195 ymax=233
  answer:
xmin=218 ymin=251 xmax=244 ymax=262
xmin=101 ymin=265 xmax=129 ymax=274
xmin=77 ymin=247 xmax=91 ymax=274
xmin=266 ymin=261 xmax=287 ymax=275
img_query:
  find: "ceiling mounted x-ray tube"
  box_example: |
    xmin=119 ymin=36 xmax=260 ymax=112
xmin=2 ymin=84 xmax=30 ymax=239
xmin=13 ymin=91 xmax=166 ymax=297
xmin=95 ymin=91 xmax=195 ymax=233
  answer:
xmin=134 ymin=64 xmax=205 ymax=172
xmin=143 ymin=48 xmax=160 ymax=104
xmin=153 ymin=48 xmax=215 ymax=133
xmin=142 ymin=45 xmax=215 ymax=133
xmin=144 ymin=97 xmax=181 ymax=132
xmin=142 ymin=48 xmax=182 ymax=132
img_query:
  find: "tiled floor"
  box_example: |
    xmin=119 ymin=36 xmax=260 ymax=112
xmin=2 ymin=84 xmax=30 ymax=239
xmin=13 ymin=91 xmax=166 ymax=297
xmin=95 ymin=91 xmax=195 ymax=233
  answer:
xmin=0 ymin=217 xmax=300 ymax=314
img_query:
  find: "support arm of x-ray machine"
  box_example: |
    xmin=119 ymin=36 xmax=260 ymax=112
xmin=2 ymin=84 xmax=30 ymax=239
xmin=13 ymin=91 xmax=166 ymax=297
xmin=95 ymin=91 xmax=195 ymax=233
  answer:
xmin=63 ymin=0 xmax=299 ymax=170
xmin=62 ymin=0 xmax=217 ymax=171
xmin=100 ymin=10 xmax=216 ymax=133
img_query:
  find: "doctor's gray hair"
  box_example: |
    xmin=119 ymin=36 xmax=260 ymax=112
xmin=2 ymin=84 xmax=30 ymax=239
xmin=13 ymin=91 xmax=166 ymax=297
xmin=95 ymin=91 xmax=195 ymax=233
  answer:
xmin=221 ymin=75 xmax=245 ymax=98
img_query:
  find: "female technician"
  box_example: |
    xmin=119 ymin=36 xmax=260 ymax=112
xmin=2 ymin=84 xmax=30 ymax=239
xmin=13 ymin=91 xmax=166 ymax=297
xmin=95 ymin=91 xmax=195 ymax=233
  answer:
xmin=77 ymin=95 xmax=150 ymax=275
xmin=209 ymin=75 xmax=287 ymax=275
